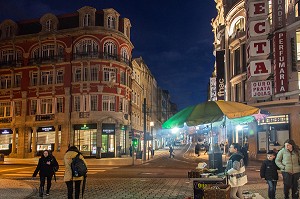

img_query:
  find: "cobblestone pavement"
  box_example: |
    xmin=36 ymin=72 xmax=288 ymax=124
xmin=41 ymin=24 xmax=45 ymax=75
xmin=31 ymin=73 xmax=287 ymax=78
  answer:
xmin=0 ymin=146 xmax=290 ymax=198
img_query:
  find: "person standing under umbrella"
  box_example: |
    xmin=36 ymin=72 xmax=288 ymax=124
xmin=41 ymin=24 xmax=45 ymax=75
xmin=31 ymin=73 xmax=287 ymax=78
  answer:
xmin=275 ymin=139 xmax=300 ymax=199
xmin=225 ymin=143 xmax=248 ymax=199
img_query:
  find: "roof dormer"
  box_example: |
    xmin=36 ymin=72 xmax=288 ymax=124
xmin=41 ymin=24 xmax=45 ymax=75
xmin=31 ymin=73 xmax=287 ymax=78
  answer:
xmin=103 ymin=8 xmax=120 ymax=30
xmin=78 ymin=6 xmax=96 ymax=27
xmin=40 ymin=13 xmax=59 ymax=32
xmin=0 ymin=19 xmax=18 ymax=39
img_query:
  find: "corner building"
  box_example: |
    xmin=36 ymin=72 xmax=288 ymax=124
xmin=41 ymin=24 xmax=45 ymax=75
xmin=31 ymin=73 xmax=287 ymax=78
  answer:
xmin=212 ymin=0 xmax=300 ymax=159
xmin=0 ymin=6 xmax=133 ymax=158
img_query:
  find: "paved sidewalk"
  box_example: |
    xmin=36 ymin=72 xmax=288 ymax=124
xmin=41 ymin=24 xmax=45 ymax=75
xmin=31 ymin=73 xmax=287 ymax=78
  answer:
xmin=0 ymin=149 xmax=286 ymax=198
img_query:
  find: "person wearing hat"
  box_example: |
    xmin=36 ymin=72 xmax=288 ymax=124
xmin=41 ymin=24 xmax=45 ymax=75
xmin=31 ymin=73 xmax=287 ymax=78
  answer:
xmin=260 ymin=151 xmax=279 ymax=199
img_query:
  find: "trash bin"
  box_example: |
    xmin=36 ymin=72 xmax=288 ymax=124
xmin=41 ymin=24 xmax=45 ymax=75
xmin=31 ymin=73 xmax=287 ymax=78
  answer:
xmin=0 ymin=153 xmax=4 ymax=162
xmin=136 ymin=151 xmax=142 ymax=159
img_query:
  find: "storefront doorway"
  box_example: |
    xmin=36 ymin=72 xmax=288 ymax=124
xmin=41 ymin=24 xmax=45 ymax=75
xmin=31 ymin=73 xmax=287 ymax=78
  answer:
xmin=101 ymin=123 xmax=115 ymax=158
xmin=74 ymin=124 xmax=97 ymax=156
xmin=0 ymin=129 xmax=13 ymax=155
xmin=36 ymin=126 xmax=61 ymax=155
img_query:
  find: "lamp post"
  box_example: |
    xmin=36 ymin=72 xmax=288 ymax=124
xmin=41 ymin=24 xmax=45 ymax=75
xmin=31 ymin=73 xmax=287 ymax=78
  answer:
xmin=150 ymin=121 xmax=154 ymax=159
xmin=143 ymin=98 xmax=147 ymax=161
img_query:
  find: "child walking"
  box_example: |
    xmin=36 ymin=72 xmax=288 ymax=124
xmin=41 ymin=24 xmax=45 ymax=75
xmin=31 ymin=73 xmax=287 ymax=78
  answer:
xmin=260 ymin=151 xmax=279 ymax=199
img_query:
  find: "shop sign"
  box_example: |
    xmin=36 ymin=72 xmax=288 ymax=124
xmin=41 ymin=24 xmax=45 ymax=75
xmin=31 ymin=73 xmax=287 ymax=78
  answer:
xmin=251 ymin=80 xmax=272 ymax=97
xmin=272 ymin=0 xmax=286 ymax=29
xmin=0 ymin=129 xmax=12 ymax=134
xmin=74 ymin=123 xmax=97 ymax=130
xmin=273 ymin=31 xmax=288 ymax=94
xmin=248 ymin=1 xmax=268 ymax=18
xmin=37 ymin=126 xmax=55 ymax=132
xmin=248 ymin=20 xmax=270 ymax=37
xmin=248 ymin=59 xmax=271 ymax=78
xmin=247 ymin=39 xmax=270 ymax=57
xmin=216 ymin=50 xmax=225 ymax=100
xmin=102 ymin=123 xmax=115 ymax=134
xmin=258 ymin=115 xmax=289 ymax=125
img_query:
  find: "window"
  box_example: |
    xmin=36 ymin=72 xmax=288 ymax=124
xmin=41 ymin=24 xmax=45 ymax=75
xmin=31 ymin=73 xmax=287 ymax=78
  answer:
xmin=121 ymin=48 xmax=129 ymax=62
xmin=41 ymin=99 xmax=53 ymax=114
xmin=120 ymin=71 xmax=125 ymax=85
xmin=14 ymin=74 xmax=21 ymax=87
xmin=14 ymin=101 xmax=21 ymax=116
xmin=74 ymin=96 xmax=80 ymax=112
xmin=41 ymin=71 xmax=53 ymax=85
xmin=57 ymin=98 xmax=63 ymax=113
xmin=296 ymin=32 xmax=300 ymax=60
xmin=46 ymin=19 xmax=52 ymax=31
xmin=0 ymin=102 xmax=11 ymax=117
xmin=90 ymin=66 xmax=98 ymax=81
xmin=74 ymin=68 xmax=82 ymax=82
xmin=102 ymin=95 xmax=115 ymax=111
xmin=5 ymin=26 xmax=12 ymax=38
xmin=296 ymin=1 xmax=300 ymax=17
xmin=234 ymin=48 xmax=241 ymax=76
xmin=31 ymin=72 xmax=38 ymax=86
xmin=56 ymin=69 xmax=64 ymax=84
xmin=107 ymin=16 xmax=116 ymax=29
xmin=0 ymin=75 xmax=11 ymax=89
xmin=1 ymin=50 xmax=14 ymax=62
xmin=83 ymin=95 xmax=89 ymax=112
xmin=83 ymin=66 xmax=89 ymax=81
xmin=30 ymin=100 xmax=37 ymax=115
xmin=119 ymin=98 xmax=123 ymax=112
xmin=83 ymin=14 xmax=91 ymax=27
xmin=103 ymin=67 xmax=116 ymax=82
xmin=74 ymin=39 xmax=98 ymax=55
xmin=91 ymin=95 xmax=98 ymax=111
xmin=104 ymin=41 xmax=117 ymax=57
xmin=42 ymin=45 xmax=55 ymax=59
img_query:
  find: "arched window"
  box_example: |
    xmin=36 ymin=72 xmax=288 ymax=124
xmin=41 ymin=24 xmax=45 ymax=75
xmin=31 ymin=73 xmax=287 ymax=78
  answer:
xmin=121 ymin=47 xmax=129 ymax=63
xmin=229 ymin=16 xmax=245 ymax=37
xmin=108 ymin=16 xmax=116 ymax=29
xmin=104 ymin=41 xmax=117 ymax=57
xmin=74 ymin=39 xmax=99 ymax=56
xmin=46 ymin=19 xmax=52 ymax=31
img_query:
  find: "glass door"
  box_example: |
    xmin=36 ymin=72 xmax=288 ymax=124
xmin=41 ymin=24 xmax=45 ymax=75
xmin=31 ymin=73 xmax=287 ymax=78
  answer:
xmin=101 ymin=134 xmax=115 ymax=157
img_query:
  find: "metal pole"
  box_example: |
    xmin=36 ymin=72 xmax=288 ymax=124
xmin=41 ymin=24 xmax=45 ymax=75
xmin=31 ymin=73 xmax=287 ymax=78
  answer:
xmin=143 ymin=98 xmax=147 ymax=161
xmin=132 ymin=127 xmax=134 ymax=166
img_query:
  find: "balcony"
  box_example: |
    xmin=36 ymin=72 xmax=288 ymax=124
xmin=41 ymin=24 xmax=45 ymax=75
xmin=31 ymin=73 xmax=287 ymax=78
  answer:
xmin=28 ymin=55 xmax=64 ymax=65
xmin=35 ymin=114 xmax=55 ymax=121
xmin=0 ymin=60 xmax=24 ymax=68
xmin=73 ymin=52 xmax=132 ymax=67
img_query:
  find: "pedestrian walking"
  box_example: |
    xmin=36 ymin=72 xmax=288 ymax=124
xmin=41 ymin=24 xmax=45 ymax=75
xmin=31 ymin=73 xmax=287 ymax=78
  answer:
xmin=195 ymin=143 xmax=200 ymax=157
xmin=225 ymin=143 xmax=248 ymax=199
xmin=32 ymin=150 xmax=59 ymax=197
xmin=260 ymin=151 xmax=279 ymax=199
xmin=204 ymin=142 xmax=209 ymax=155
xmin=169 ymin=146 xmax=175 ymax=158
xmin=275 ymin=139 xmax=300 ymax=199
xmin=64 ymin=146 xmax=88 ymax=199
xmin=129 ymin=144 xmax=133 ymax=157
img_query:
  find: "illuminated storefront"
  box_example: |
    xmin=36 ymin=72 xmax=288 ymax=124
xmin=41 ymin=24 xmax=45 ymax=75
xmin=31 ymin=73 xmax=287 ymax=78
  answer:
xmin=0 ymin=129 xmax=14 ymax=155
xmin=101 ymin=123 xmax=115 ymax=158
xmin=257 ymin=115 xmax=290 ymax=153
xmin=74 ymin=124 xmax=97 ymax=156
xmin=36 ymin=126 xmax=61 ymax=154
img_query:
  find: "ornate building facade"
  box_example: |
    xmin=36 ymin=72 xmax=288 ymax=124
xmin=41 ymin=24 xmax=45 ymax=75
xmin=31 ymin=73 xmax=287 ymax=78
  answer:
xmin=212 ymin=0 xmax=300 ymax=159
xmin=0 ymin=6 xmax=134 ymax=158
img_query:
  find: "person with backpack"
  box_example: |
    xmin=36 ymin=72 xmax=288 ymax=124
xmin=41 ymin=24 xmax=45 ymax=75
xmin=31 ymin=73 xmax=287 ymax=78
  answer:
xmin=64 ymin=146 xmax=88 ymax=199
xmin=32 ymin=150 xmax=59 ymax=197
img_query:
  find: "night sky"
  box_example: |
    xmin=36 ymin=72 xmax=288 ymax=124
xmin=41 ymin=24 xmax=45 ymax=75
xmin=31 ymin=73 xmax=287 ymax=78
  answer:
xmin=0 ymin=0 xmax=217 ymax=110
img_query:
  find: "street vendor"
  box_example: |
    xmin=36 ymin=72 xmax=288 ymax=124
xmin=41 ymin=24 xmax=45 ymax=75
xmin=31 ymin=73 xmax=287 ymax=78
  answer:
xmin=225 ymin=143 xmax=248 ymax=199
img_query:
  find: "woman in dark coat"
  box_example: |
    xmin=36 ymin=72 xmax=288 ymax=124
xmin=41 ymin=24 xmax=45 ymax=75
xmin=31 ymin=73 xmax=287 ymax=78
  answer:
xmin=32 ymin=150 xmax=59 ymax=197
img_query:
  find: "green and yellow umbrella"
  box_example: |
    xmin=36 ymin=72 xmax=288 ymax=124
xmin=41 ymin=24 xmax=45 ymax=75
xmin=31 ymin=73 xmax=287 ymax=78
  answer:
xmin=162 ymin=101 xmax=260 ymax=129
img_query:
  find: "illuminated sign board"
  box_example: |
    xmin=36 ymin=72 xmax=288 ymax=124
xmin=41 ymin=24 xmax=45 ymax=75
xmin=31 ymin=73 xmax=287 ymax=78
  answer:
xmin=258 ymin=115 xmax=289 ymax=125
xmin=0 ymin=129 xmax=13 ymax=134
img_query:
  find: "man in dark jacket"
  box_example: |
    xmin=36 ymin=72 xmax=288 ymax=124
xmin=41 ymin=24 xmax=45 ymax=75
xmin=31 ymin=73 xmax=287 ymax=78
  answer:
xmin=33 ymin=150 xmax=59 ymax=197
xmin=260 ymin=151 xmax=279 ymax=199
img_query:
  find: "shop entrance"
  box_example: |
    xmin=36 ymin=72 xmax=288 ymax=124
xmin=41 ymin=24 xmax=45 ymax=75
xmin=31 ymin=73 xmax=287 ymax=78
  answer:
xmin=101 ymin=123 xmax=115 ymax=158
xmin=74 ymin=124 xmax=97 ymax=156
